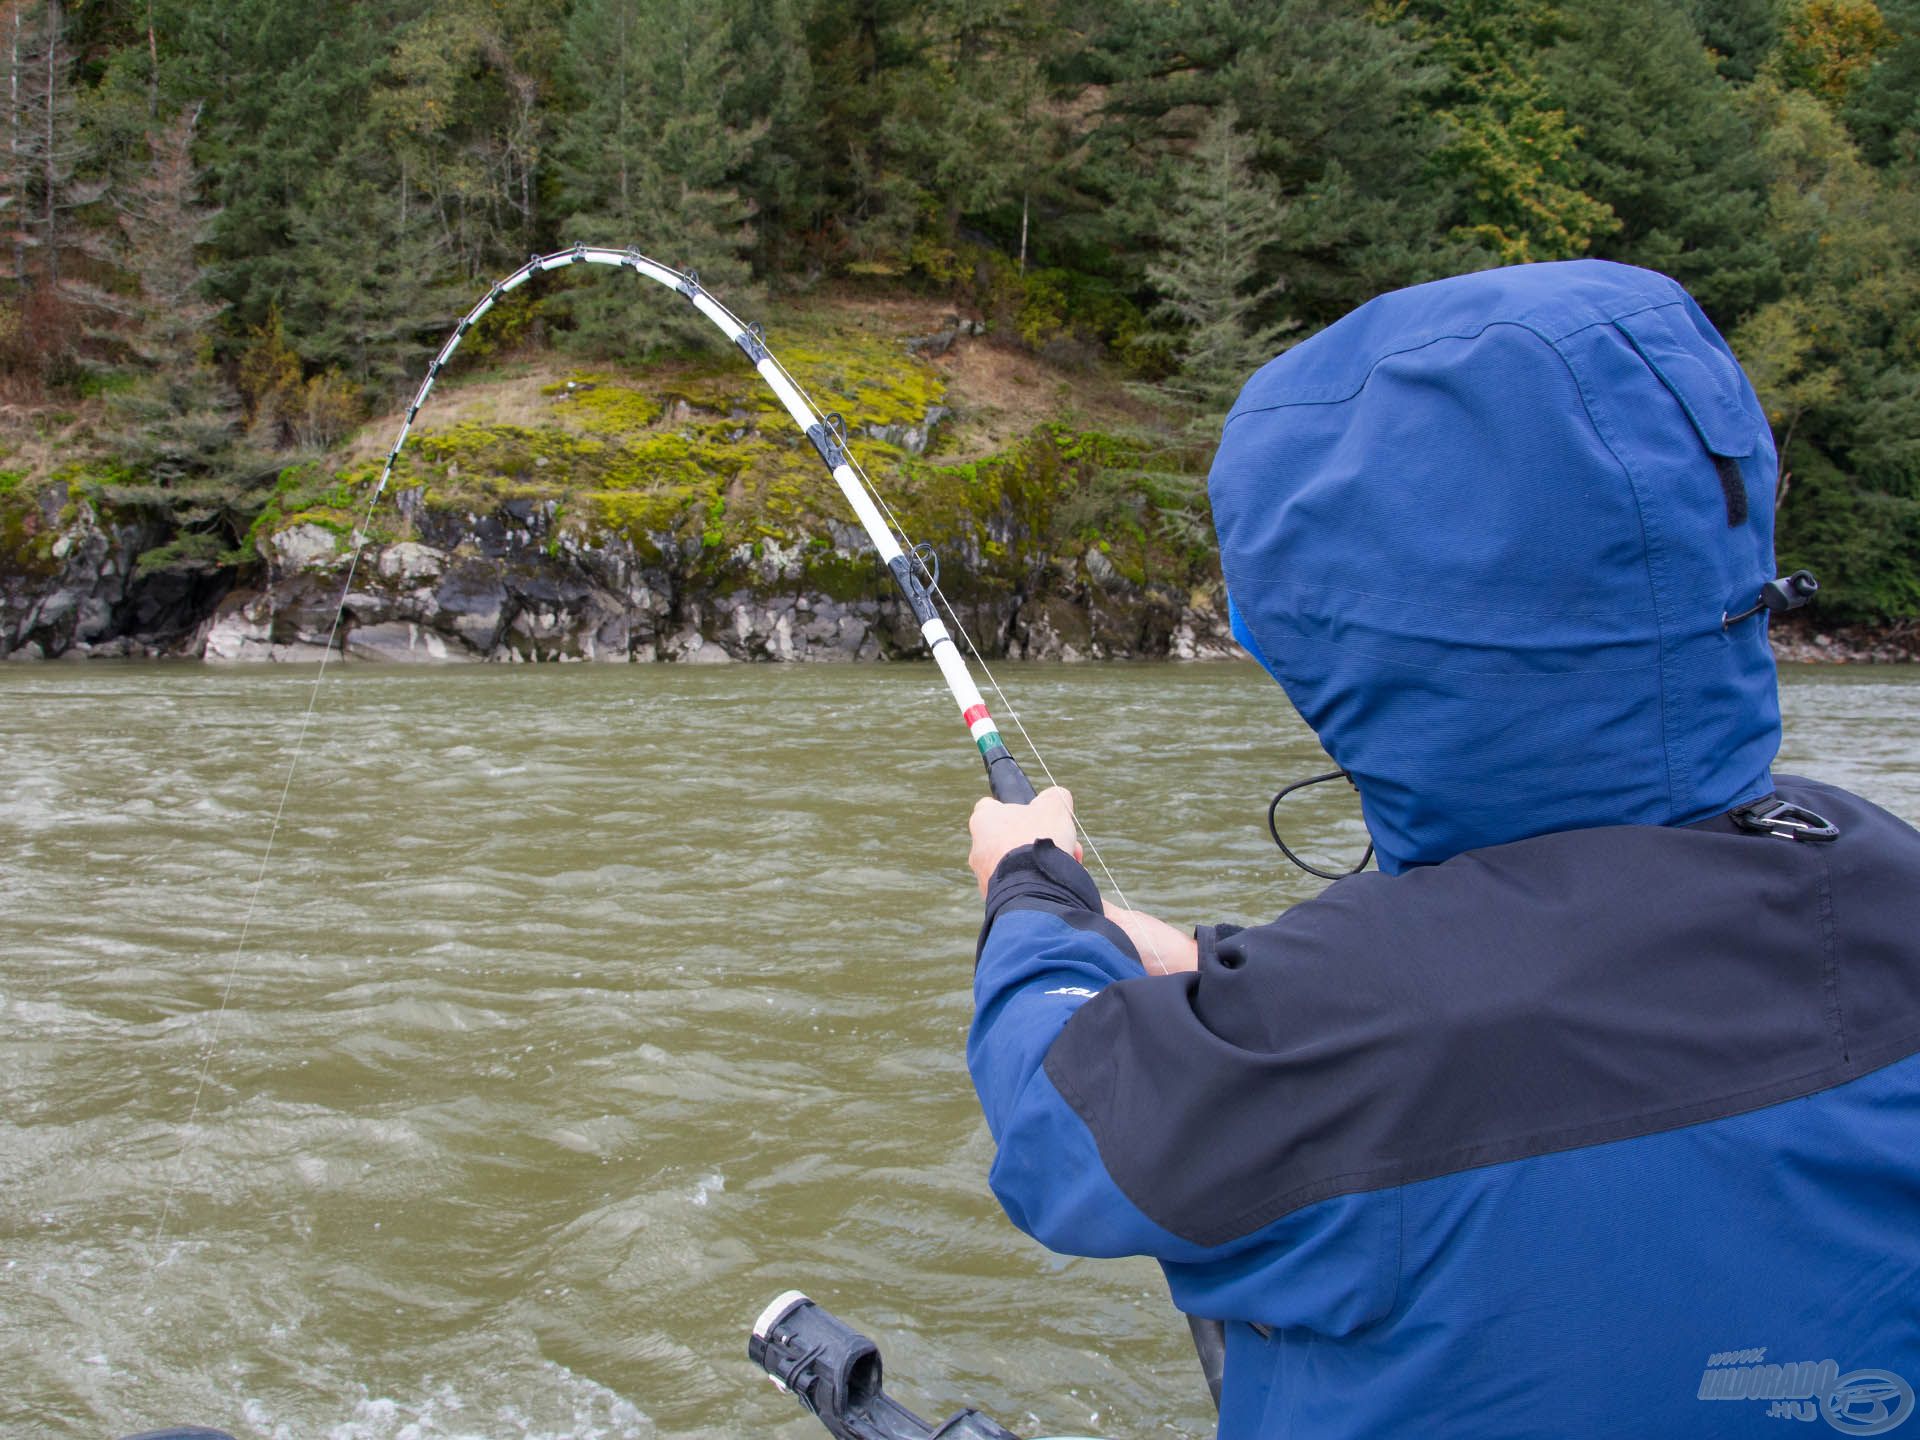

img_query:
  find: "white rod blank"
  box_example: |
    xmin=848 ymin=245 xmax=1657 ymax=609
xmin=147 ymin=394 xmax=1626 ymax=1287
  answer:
xmin=371 ymin=247 xmax=981 ymax=726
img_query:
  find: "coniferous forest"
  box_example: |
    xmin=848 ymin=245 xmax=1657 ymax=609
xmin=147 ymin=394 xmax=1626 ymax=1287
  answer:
xmin=2 ymin=0 xmax=1917 ymax=653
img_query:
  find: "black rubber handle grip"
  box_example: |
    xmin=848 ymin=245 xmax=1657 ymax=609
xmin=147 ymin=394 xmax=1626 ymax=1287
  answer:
xmin=984 ymin=747 xmax=1037 ymax=805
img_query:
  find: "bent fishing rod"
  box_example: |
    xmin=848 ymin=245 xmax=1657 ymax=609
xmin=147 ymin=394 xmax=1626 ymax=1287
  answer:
xmin=364 ymin=243 xmax=1038 ymax=805
xmin=368 ymin=244 xmax=1225 ymax=1408
xmin=163 ymin=248 xmax=1220 ymax=1429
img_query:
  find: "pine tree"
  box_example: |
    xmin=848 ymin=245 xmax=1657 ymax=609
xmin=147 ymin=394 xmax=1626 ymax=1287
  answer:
xmin=171 ymin=0 xmax=419 ymax=335
xmin=550 ymin=0 xmax=765 ymax=358
xmin=1543 ymin=0 xmax=1780 ymax=323
xmin=281 ymin=127 xmax=461 ymax=398
xmin=1142 ymin=106 xmax=1292 ymax=420
xmin=22 ymin=0 xmax=98 ymax=289
xmin=882 ymin=0 xmax=1063 ymax=255
xmin=1688 ymin=0 xmax=1782 ymax=81
xmin=371 ymin=0 xmax=561 ymax=281
xmin=1098 ymin=105 xmax=1295 ymax=559
xmin=2 ymin=0 xmax=29 ymax=290
xmin=1403 ymin=0 xmax=1617 ymax=264
xmin=1063 ymin=0 xmax=1464 ymax=327
xmin=1731 ymin=82 xmax=1920 ymax=618
xmin=0 ymin=0 xmax=101 ymax=294
xmin=90 ymin=106 xmax=239 ymax=487
xmin=0 ymin=0 xmax=105 ymax=388
xmin=802 ymin=0 xmax=924 ymax=255
xmin=1841 ymin=0 xmax=1920 ymax=164
xmin=726 ymin=0 xmax=816 ymax=274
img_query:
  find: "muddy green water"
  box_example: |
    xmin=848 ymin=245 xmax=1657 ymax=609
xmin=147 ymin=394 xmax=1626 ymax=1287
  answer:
xmin=2 ymin=662 xmax=1917 ymax=1440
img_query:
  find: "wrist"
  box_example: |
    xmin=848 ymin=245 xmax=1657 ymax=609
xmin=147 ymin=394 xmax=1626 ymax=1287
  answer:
xmin=978 ymin=839 xmax=1101 ymax=956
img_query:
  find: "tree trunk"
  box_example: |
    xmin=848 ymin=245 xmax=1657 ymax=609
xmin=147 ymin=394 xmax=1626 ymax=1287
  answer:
xmin=7 ymin=3 xmax=21 ymax=288
xmin=146 ymin=0 xmax=158 ymax=119
xmin=41 ymin=0 xmax=55 ymax=288
xmin=616 ymin=6 xmax=629 ymax=222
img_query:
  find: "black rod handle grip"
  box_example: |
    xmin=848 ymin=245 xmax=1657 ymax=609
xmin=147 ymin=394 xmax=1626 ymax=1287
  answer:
xmin=983 ymin=745 xmax=1037 ymax=805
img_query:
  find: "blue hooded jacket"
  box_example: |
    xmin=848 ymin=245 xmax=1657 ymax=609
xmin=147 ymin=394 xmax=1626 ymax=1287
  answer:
xmin=1211 ymin=259 xmax=1780 ymax=872
xmin=967 ymin=262 xmax=1920 ymax=1440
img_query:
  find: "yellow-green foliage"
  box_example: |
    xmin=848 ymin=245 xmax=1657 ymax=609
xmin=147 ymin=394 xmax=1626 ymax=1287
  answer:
xmin=260 ymin=301 xmax=1206 ymax=593
xmin=245 ymin=463 xmax=387 ymax=553
xmin=907 ymin=239 xmax=1145 ymax=351
xmin=881 ymin=425 xmax=1203 ymax=593
xmin=0 ymin=467 xmax=118 ymax=580
xmin=296 ymin=309 xmax=957 ymax=558
xmin=541 ymin=374 xmax=666 ymax=432
xmin=411 ymin=421 xmax=606 ymax=492
xmin=776 ymin=327 xmax=947 ymax=429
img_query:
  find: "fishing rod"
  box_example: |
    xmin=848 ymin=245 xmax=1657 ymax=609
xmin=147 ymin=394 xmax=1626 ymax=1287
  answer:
xmin=365 ymin=243 xmax=1038 ymax=804
xmin=367 ymin=245 xmax=1225 ymax=1410
xmin=143 ymin=247 xmax=1214 ymax=1438
xmin=375 ymin=246 xmax=1198 ymax=1090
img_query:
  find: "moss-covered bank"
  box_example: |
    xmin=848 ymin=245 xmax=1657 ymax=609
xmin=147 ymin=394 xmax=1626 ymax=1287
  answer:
xmin=2 ymin=295 xmax=1237 ymax=662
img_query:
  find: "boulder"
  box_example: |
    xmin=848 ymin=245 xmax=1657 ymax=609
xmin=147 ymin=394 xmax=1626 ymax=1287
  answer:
xmin=434 ymin=560 xmax=511 ymax=653
xmin=270 ymin=523 xmax=343 ymax=573
xmin=862 ymin=404 xmax=950 ymax=455
xmin=344 ymin=621 xmax=476 ymax=663
xmin=0 ymin=486 xmax=199 ymax=658
xmin=4 ymin=475 xmax=1247 ymax=667
xmin=202 ymin=594 xmax=274 ymax=663
xmin=375 ymin=542 xmax=449 ymax=585
xmin=666 ymin=628 xmax=732 ymax=664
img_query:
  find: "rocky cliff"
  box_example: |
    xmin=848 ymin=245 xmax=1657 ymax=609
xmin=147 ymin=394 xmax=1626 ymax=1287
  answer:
xmin=2 ymin=297 xmax=1240 ymax=664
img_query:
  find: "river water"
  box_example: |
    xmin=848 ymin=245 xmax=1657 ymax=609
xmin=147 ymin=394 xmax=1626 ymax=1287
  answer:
xmin=2 ymin=662 xmax=1916 ymax=1440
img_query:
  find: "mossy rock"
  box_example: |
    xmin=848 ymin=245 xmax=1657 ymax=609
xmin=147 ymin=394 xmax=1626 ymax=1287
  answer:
xmin=245 ymin=464 xmax=393 ymax=556
xmin=0 ymin=488 xmax=58 ymax=579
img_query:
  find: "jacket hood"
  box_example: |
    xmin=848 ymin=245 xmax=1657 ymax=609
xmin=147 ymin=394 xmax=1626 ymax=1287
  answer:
xmin=1209 ymin=260 xmax=1782 ymax=874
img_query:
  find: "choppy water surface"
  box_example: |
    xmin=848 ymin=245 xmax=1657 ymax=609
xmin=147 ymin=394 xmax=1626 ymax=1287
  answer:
xmin=2 ymin=661 xmax=1916 ymax=1440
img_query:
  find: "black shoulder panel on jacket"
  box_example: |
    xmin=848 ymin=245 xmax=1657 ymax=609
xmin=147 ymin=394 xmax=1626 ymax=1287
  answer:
xmin=1041 ymin=779 xmax=1920 ymax=1248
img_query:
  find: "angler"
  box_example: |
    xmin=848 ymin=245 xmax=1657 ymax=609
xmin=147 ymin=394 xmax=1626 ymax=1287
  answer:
xmin=962 ymin=261 xmax=1920 ymax=1439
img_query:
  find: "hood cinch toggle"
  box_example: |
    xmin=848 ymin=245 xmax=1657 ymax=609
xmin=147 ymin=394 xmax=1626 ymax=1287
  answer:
xmin=1729 ymin=796 xmax=1840 ymax=843
xmin=1724 ymin=569 xmax=1819 ymax=628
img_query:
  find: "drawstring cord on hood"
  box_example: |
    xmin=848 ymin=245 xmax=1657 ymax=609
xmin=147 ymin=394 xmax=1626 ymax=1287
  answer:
xmin=1269 ymin=769 xmax=1374 ymax=880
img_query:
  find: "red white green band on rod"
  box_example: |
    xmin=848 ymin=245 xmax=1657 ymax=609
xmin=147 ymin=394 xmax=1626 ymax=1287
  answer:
xmin=370 ymin=244 xmax=1037 ymax=805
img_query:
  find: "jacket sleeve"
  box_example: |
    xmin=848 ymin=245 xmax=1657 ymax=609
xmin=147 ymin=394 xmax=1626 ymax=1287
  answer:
xmin=966 ymin=839 xmax=1208 ymax=1258
xmin=967 ymin=846 xmax=1402 ymax=1335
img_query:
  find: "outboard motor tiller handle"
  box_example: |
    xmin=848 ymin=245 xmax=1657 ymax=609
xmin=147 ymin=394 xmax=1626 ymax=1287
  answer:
xmin=749 ymin=1291 xmax=1022 ymax=1440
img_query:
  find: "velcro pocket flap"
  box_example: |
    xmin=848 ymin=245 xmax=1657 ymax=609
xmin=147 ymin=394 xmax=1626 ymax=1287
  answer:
xmin=1614 ymin=305 xmax=1759 ymax=458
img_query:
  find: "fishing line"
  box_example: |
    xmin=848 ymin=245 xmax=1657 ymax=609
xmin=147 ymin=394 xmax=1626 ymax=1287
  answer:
xmin=143 ymin=465 xmax=392 ymax=1286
